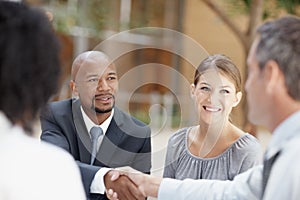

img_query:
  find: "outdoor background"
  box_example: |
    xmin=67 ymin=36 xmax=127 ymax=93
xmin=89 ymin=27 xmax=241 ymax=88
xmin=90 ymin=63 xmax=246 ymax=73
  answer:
xmin=27 ymin=0 xmax=300 ymax=194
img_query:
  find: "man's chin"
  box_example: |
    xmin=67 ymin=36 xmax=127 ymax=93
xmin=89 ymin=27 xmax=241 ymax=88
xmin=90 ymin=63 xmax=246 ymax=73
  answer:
xmin=94 ymin=107 xmax=113 ymax=114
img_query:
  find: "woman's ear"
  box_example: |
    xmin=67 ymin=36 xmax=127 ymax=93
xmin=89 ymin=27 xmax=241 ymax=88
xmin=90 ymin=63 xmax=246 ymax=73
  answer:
xmin=190 ymin=83 xmax=196 ymax=99
xmin=233 ymin=91 xmax=242 ymax=107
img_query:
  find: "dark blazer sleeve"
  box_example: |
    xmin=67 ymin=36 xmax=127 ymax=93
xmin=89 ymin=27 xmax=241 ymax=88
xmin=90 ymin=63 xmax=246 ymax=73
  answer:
xmin=40 ymin=105 xmax=71 ymax=152
xmin=40 ymin=99 xmax=101 ymax=197
xmin=76 ymin=161 xmax=100 ymax=195
xmin=111 ymin=108 xmax=152 ymax=174
xmin=131 ymin=125 xmax=151 ymax=174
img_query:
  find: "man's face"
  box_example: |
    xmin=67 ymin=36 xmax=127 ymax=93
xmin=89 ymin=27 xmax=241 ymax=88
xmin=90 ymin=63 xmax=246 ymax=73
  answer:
xmin=245 ymin=38 xmax=268 ymax=125
xmin=75 ymin=56 xmax=118 ymax=116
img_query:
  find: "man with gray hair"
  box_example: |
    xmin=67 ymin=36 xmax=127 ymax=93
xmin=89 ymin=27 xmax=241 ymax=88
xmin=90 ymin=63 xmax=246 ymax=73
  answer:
xmin=107 ymin=15 xmax=300 ymax=200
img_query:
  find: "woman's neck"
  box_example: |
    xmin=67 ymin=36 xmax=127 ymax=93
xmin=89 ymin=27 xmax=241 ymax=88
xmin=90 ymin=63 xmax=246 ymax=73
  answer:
xmin=188 ymin=121 xmax=234 ymax=158
xmin=198 ymin=118 xmax=229 ymax=141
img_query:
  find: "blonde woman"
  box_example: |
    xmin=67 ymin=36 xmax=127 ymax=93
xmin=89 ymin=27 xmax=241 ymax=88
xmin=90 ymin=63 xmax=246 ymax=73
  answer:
xmin=163 ymin=54 xmax=261 ymax=180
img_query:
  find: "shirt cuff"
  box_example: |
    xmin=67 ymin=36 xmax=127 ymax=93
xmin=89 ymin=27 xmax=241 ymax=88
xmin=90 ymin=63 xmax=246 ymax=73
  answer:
xmin=158 ymin=178 xmax=182 ymax=199
xmin=90 ymin=167 xmax=111 ymax=194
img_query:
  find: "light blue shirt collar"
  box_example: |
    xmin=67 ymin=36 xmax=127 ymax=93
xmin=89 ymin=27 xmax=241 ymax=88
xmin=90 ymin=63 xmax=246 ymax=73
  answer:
xmin=265 ymin=110 xmax=300 ymax=159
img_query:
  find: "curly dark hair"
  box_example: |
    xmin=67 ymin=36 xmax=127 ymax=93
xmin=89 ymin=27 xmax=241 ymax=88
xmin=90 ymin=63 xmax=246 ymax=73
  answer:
xmin=0 ymin=2 xmax=61 ymax=132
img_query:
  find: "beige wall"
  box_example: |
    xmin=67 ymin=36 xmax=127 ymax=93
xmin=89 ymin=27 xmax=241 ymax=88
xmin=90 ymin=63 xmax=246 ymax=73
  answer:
xmin=183 ymin=0 xmax=246 ymax=68
xmin=182 ymin=0 xmax=248 ymax=127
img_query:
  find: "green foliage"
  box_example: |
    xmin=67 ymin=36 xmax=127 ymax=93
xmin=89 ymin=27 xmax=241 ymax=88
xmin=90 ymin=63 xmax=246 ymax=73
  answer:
xmin=84 ymin=0 xmax=116 ymax=30
xmin=47 ymin=0 xmax=166 ymax=35
xmin=46 ymin=0 xmax=117 ymax=35
xmin=276 ymin=0 xmax=300 ymax=14
xmin=47 ymin=1 xmax=78 ymax=34
xmin=225 ymin=0 xmax=300 ymax=18
xmin=225 ymin=0 xmax=251 ymax=15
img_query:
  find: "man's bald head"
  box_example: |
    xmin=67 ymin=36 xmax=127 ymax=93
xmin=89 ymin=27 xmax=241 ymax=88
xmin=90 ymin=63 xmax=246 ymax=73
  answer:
xmin=71 ymin=51 xmax=112 ymax=81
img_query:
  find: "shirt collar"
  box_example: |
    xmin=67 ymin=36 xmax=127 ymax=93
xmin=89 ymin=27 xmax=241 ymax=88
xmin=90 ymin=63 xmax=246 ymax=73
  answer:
xmin=265 ymin=110 xmax=300 ymax=159
xmin=80 ymin=107 xmax=114 ymax=135
xmin=0 ymin=111 xmax=11 ymax=131
xmin=0 ymin=111 xmax=25 ymax=138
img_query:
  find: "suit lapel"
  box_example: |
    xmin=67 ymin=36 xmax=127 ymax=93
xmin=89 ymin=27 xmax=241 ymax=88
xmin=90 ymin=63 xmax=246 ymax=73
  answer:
xmin=72 ymin=98 xmax=92 ymax=164
xmin=95 ymin=107 xmax=125 ymax=167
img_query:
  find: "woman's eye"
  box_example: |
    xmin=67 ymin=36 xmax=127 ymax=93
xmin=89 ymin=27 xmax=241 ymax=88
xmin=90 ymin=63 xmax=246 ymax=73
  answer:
xmin=220 ymin=89 xmax=230 ymax=94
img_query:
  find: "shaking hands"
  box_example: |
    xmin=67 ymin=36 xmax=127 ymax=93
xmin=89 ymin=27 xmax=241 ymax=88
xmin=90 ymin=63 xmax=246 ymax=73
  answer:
xmin=105 ymin=167 xmax=162 ymax=200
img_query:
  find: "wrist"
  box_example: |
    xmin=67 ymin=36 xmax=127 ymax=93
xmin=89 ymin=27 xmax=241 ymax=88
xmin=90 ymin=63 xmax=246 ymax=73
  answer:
xmin=144 ymin=175 xmax=162 ymax=198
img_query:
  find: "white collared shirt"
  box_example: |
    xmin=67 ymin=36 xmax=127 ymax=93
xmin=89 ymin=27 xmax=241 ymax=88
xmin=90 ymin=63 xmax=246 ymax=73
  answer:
xmin=81 ymin=107 xmax=114 ymax=150
xmin=0 ymin=112 xmax=85 ymax=200
xmin=80 ymin=107 xmax=114 ymax=195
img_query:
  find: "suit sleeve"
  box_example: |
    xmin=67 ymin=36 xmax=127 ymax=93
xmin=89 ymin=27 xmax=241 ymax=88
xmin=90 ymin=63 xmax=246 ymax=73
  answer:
xmin=76 ymin=161 xmax=101 ymax=195
xmin=158 ymin=166 xmax=262 ymax=200
xmin=40 ymin=106 xmax=70 ymax=152
xmin=131 ymin=126 xmax=152 ymax=174
xmin=40 ymin=105 xmax=100 ymax=197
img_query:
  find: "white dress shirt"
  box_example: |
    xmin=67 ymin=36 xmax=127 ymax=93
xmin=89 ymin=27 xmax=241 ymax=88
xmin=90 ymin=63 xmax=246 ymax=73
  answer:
xmin=0 ymin=112 xmax=85 ymax=200
xmin=80 ymin=107 xmax=114 ymax=194
xmin=158 ymin=110 xmax=300 ymax=200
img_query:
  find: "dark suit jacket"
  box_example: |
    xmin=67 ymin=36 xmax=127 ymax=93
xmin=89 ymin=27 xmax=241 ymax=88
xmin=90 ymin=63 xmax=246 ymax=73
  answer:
xmin=40 ymin=98 xmax=151 ymax=200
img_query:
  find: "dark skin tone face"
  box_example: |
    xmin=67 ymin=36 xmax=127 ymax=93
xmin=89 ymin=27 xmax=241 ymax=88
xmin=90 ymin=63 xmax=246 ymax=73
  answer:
xmin=70 ymin=52 xmax=119 ymax=125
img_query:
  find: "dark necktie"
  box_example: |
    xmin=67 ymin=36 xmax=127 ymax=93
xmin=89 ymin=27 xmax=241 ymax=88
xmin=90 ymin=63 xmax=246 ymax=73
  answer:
xmin=261 ymin=151 xmax=281 ymax=199
xmin=90 ymin=126 xmax=103 ymax=165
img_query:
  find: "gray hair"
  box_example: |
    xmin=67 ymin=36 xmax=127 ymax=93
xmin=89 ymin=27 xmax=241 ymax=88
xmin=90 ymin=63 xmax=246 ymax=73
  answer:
xmin=256 ymin=15 xmax=300 ymax=100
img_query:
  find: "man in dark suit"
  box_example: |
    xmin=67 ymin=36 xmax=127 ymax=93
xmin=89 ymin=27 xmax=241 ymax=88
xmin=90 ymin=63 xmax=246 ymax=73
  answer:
xmin=40 ymin=51 xmax=151 ymax=200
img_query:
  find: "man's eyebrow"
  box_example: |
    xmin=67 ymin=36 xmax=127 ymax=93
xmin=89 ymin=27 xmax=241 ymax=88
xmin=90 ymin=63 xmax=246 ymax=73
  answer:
xmin=108 ymin=72 xmax=117 ymax=76
xmin=86 ymin=74 xmax=99 ymax=78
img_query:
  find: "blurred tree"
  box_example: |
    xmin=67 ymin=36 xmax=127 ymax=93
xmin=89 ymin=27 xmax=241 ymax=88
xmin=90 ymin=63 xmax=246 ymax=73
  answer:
xmin=201 ymin=0 xmax=300 ymax=135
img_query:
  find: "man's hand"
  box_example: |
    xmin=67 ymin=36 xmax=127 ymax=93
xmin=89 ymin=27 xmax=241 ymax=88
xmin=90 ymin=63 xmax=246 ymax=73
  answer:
xmin=109 ymin=167 xmax=162 ymax=198
xmin=106 ymin=188 xmax=119 ymax=200
xmin=104 ymin=170 xmax=145 ymax=200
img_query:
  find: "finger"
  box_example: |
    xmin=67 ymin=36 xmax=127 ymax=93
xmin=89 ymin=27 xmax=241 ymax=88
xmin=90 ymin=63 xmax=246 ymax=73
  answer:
xmin=107 ymin=189 xmax=119 ymax=200
xmin=107 ymin=189 xmax=114 ymax=195
xmin=106 ymin=189 xmax=114 ymax=200
xmin=116 ymin=168 xmax=143 ymax=185
xmin=110 ymin=167 xmax=134 ymax=181
xmin=112 ymin=191 xmax=119 ymax=200
xmin=110 ymin=171 xmax=120 ymax=181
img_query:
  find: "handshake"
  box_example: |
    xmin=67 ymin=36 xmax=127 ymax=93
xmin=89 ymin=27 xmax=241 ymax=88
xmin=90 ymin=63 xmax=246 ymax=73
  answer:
xmin=104 ymin=167 xmax=162 ymax=200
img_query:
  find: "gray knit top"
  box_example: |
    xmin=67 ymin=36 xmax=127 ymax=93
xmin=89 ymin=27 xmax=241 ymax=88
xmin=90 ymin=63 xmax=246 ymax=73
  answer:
xmin=163 ymin=127 xmax=261 ymax=180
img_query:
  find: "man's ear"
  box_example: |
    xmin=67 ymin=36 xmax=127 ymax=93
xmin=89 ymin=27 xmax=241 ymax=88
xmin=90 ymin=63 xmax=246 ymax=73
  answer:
xmin=190 ymin=84 xmax=196 ymax=99
xmin=233 ymin=91 xmax=242 ymax=107
xmin=70 ymin=80 xmax=79 ymax=97
xmin=264 ymin=60 xmax=283 ymax=95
